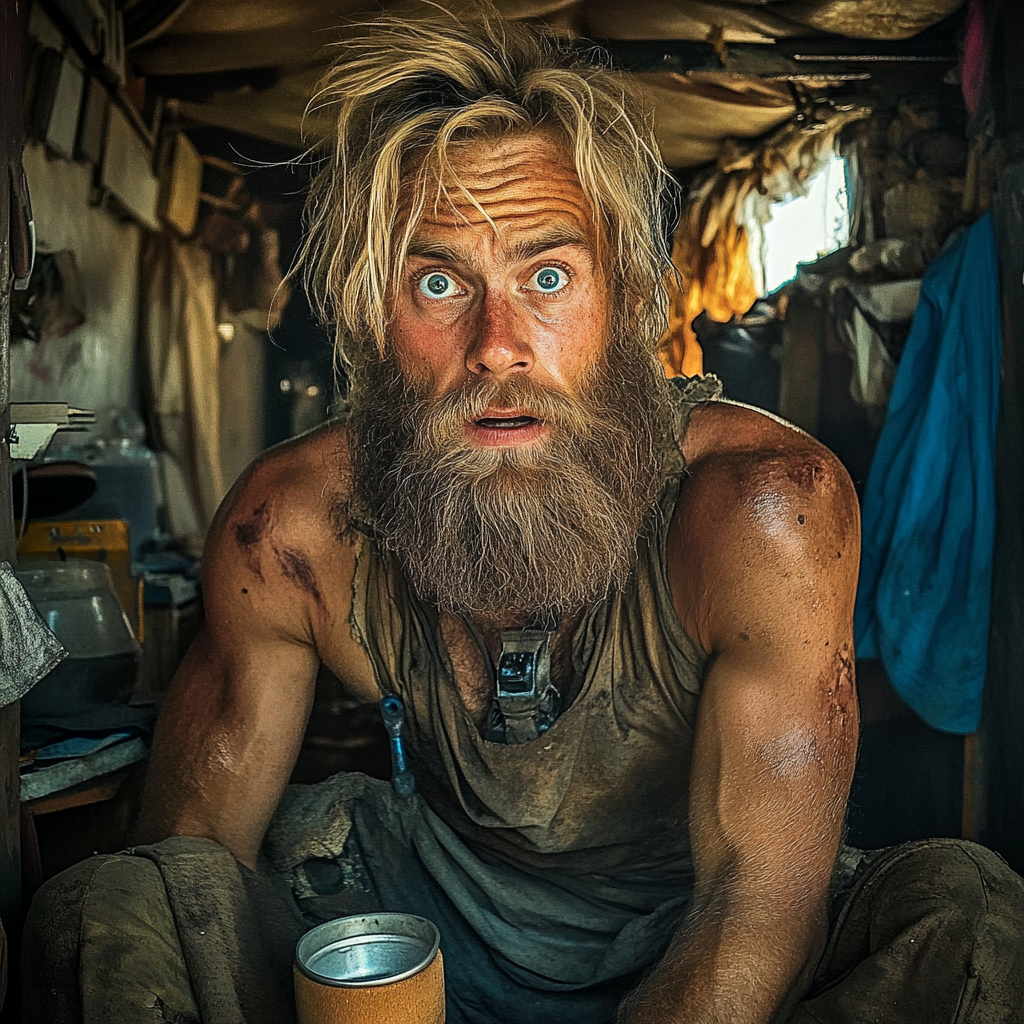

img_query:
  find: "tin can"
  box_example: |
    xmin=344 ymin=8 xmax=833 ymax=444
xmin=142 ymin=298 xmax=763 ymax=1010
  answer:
xmin=294 ymin=913 xmax=445 ymax=1024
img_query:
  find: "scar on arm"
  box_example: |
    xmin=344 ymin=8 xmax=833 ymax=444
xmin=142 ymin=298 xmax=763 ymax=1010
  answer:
xmin=233 ymin=500 xmax=270 ymax=581
xmin=827 ymin=644 xmax=856 ymax=728
xmin=273 ymin=544 xmax=325 ymax=610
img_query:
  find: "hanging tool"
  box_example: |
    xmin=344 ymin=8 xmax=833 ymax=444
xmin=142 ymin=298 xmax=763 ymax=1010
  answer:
xmin=380 ymin=694 xmax=416 ymax=798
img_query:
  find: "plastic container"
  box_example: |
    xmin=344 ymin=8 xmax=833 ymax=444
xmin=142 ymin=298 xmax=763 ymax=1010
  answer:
xmin=16 ymin=559 xmax=142 ymax=748
xmin=15 ymin=559 xmax=138 ymax=658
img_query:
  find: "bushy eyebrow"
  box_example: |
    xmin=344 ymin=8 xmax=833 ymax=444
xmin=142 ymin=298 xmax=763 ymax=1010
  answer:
xmin=405 ymin=239 xmax=464 ymax=262
xmin=507 ymin=227 xmax=592 ymax=264
xmin=405 ymin=226 xmax=593 ymax=268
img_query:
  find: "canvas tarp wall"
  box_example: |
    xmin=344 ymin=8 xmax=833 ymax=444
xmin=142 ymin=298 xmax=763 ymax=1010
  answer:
xmin=125 ymin=0 xmax=963 ymax=163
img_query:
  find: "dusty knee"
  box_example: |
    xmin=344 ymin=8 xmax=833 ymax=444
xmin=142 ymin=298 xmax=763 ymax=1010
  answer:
xmin=24 ymin=853 xmax=198 ymax=1024
xmin=867 ymin=840 xmax=1024 ymax=1019
xmin=805 ymin=842 xmax=1024 ymax=1023
xmin=29 ymin=854 xmax=146 ymax=949
xmin=28 ymin=853 xmax=169 ymax=944
xmin=867 ymin=840 xmax=1001 ymax=923
xmin=24 ymin=855 xmax=169 ymax=1023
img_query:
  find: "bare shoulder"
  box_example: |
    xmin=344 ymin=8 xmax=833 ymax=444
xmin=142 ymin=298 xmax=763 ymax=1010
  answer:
xmin=210 ymin=419 xmax=352 ymax=561
xmin=203 ymin=419 xmax=359 ymax=644
xmin=678 ymin=401 xmax=857 ymax=509
xmin=669 ymin=401 xmax=860 ymax=654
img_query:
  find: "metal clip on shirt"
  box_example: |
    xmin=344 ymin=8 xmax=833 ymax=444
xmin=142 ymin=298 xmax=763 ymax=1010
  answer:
xmin=485 ymin=630 xmax=561 ymax=745
xmin=380 ymin=694 xmax=416 ymax=798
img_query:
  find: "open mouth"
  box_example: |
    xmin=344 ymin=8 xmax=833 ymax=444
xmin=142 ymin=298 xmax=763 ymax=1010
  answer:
xmin=474 ymin=415 xmax=539 ymax=430
xmin=468 ymin=411 xmax=546 ymax=447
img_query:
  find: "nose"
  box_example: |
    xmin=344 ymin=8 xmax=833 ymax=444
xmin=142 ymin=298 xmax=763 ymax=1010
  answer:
xmin=465 ymin=294 xmax=534 ymax=377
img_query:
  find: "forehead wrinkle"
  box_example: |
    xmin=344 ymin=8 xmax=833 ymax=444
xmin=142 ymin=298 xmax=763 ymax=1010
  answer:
xmin=397 ymin=134 xmax=599 ymax=276
xmin=414 ymin=178 xmax=592 ymax=222
xmin=403 ymin=136 xmax=589 ymax=222
xmin=445 ymin=133 xmax=579 ymax=182
xmin=446 ymin=160 xmax=578 ymax=196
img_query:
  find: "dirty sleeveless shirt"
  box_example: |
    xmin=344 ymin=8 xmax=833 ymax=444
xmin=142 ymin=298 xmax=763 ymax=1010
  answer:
xmin=344 ymin=377 xmax=718 ymax=986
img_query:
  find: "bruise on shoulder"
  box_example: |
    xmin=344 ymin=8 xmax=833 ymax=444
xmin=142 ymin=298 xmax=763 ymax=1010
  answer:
xmin=232 ymin=499 xmax=271 ymax=582
xmin=226 ymin=488 xmax=328 ymax=613
xmin=273 ymin=544 xmax=326 ymax=611
xmin=785 ymin=455 xmax=833 ymax=494
xmin=754 ymin=449 xmax=856 ymax=541
xmin=707 ymin=448 xmax=837 ymax=508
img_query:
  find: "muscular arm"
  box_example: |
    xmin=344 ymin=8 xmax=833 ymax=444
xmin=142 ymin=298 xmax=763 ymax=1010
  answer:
xmin=621 ymin=420 xmax=860 ymax=1024
xmin=135 ymin=430 xmax=361 ymax=869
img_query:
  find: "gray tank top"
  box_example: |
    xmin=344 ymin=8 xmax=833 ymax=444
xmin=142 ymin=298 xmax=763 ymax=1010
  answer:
xmin=348 ymin=380 xmax=714 ymax=887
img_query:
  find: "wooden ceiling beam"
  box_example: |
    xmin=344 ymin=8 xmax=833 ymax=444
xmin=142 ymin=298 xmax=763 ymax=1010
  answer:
xmin=596 ymin=19 xmax=960 ymax=81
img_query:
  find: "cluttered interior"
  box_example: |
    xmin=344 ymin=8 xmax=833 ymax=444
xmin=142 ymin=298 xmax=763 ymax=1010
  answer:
xmin=1 ymin=0 xmax=1023 ymax=1021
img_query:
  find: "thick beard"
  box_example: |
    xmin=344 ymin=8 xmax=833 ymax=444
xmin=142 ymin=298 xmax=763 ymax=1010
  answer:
xmin=346 ymin=336 xmax=674 ymax=620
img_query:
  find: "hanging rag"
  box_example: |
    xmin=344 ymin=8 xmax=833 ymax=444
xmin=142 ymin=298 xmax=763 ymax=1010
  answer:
xmin=0 ymin=561 xmax=66 ymax=709
xmin=854 ymin=212 xmax=1002 ymax=734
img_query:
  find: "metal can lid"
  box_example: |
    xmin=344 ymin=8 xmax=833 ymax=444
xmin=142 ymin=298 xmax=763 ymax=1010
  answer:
xmin=295 ymin=913 xmax=440 ymax=989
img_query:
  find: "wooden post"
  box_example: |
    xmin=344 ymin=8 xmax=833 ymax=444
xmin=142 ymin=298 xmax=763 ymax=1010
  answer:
xmin=778 ymin=290 xmax=823 ymax=437
xmin=0 ymin=255 xmax=17 ymax=937
xmin=0 ymin=1 xmax=25 ymax=1014
xmin=984 ymin=163 xmax=1024 ymax=869
xmin=961 ymin=732 xmax=983 ymax=842
xmin=982 ymin=0 xmax=1024 ymax=871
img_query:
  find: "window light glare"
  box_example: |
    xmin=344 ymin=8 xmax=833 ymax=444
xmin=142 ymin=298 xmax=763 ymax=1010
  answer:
xmin=749 ymin=155 xmax=851 ymax=297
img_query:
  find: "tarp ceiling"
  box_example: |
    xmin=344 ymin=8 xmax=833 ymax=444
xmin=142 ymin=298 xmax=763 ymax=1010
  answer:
xmin=126 ymin=0 xmax=964 ymax=164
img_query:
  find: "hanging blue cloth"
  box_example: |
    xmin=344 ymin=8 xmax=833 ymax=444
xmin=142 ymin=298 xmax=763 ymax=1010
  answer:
xmin=854 ymin=212 xmax=1002 ymax=734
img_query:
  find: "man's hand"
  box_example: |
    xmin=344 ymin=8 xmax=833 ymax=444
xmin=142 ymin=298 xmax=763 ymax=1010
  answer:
xmin=621 ymin=404 xmax=860 ymax=1024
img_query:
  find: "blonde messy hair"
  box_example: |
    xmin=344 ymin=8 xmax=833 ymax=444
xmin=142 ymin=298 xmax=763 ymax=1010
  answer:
xmin=299 ymin=10 xmax=674 ymax=370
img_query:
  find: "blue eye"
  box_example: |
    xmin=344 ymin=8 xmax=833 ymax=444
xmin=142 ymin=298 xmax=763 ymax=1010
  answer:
xmin=529 ymin=266 xmax=568 ymax=293
xmin=419 ymin=272 xmax=458 ymax=298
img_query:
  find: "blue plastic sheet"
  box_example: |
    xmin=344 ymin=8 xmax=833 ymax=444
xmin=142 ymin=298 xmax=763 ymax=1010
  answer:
xmin=854 ymin=213 xmax=1002 ymax=734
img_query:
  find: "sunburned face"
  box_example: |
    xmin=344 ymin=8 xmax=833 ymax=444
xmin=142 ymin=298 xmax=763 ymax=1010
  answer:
xmin=393 ymin=134 xmax=611 ymax=450
xmin=346 ymin=132 xmax=672 ymax=619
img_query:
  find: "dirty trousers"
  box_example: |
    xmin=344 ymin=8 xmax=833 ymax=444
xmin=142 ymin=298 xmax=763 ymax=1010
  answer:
xmin=22 ymin=787 xmax=1024 ymax=1023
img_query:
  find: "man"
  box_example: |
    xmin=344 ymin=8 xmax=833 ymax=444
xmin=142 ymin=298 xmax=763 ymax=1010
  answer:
xmin=25 ymin=13 xmax=1024 ymax=1024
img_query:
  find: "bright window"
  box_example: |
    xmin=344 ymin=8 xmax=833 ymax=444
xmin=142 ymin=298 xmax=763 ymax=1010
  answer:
xmin=748 ymin=154 xmax=851 ymax=296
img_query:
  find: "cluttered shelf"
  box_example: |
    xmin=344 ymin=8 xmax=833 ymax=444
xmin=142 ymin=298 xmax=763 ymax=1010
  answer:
xmin=23 ymin=765 xmax=140 ymax=817
xmin=20 ymin=731 xmax=149 ymax=803
xmin=8 ymin=447 xmax=202 ymax=898
xmin=11 ymin=553 xmax=196 ymax=894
